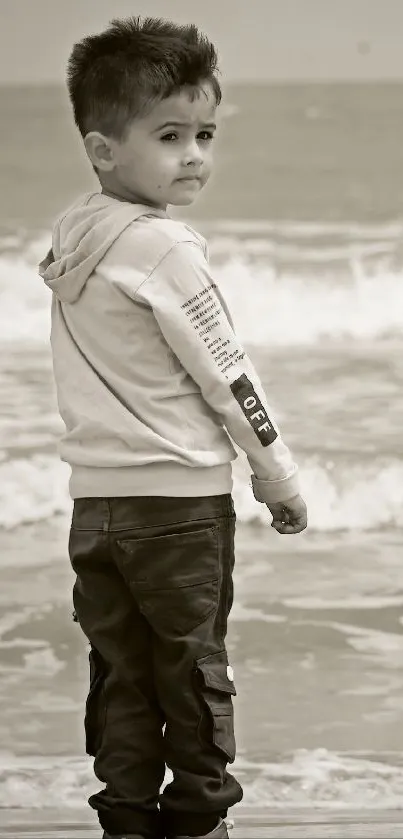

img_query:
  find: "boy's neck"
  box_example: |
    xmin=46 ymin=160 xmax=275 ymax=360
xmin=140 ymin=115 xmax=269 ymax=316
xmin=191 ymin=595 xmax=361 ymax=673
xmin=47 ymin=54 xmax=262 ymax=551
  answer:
xmin=101 ymin=186 xmax=167 ymax=212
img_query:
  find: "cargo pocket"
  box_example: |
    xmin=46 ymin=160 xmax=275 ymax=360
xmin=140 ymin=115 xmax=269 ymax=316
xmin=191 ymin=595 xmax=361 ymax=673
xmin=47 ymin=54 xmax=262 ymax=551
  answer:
xmin=195 ymin=649 xmax=237 ymax=763
xmin=85 ymin=646 xmax=106 ymax=757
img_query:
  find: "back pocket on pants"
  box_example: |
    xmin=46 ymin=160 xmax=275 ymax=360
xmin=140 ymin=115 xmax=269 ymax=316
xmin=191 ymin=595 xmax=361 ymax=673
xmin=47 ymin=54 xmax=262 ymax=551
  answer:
xmin=117 ymin=525 xmax=220 ymax=636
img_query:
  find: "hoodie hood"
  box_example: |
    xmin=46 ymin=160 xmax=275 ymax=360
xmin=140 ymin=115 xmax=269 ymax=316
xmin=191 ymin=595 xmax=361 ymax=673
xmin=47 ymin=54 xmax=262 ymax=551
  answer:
xmin=39 ymin=192 xmax=167 ymax=303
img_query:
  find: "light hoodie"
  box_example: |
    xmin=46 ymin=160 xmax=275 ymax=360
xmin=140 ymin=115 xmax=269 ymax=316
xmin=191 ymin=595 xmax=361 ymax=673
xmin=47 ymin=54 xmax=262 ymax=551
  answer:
xmin=39 ymin=191 xmax=299 ymax=504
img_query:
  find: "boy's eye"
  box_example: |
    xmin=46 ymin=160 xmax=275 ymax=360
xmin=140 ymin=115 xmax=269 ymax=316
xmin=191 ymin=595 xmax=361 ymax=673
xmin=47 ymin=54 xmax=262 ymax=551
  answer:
xmin=160 ymin=131 xmax=215 ymax=142
xmin=160 ymin=132 xmax=178 ymax=142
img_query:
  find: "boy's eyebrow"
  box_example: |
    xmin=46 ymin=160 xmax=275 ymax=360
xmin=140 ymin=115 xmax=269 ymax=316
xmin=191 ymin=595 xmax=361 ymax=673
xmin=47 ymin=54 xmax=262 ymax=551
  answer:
xmin=153 ymin=120 xmax=217 ymax=132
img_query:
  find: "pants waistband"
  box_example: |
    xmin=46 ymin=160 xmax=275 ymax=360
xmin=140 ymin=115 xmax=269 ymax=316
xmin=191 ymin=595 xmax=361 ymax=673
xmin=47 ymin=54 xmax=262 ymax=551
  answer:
xmin=71 ymin=494 xmax=235 ymax=532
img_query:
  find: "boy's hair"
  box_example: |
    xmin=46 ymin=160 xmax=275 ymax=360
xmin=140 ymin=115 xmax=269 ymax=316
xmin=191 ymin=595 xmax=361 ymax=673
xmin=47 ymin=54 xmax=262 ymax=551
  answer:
xmin=66 ymin=16 xmax=222 ymax=141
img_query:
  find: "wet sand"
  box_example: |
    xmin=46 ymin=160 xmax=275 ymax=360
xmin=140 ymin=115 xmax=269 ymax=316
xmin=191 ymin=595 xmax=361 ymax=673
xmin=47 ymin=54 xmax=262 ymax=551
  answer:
xmin=2 ymin=808 xmax=403 ymax=838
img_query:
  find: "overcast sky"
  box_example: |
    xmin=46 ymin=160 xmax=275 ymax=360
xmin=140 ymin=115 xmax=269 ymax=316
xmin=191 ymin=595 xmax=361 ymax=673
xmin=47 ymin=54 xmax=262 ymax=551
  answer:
xmin=2 ymin=0 xmax=403 ymax=84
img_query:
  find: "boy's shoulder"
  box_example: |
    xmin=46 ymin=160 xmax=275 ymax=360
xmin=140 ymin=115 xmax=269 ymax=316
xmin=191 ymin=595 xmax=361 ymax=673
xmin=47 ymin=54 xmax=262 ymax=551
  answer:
xmin=117 ymin=213 xmax=209 ymax=269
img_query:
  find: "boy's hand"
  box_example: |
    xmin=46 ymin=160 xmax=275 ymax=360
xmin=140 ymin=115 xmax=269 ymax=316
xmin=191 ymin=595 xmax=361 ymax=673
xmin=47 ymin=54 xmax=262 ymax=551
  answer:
xmin=266 ymin=494 xmax=307 ymax=534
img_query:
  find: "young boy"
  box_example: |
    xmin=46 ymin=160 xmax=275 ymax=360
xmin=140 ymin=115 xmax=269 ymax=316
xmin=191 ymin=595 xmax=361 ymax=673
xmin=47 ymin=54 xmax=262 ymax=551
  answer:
xmin=39 ymin=16 xmax=307 ymax=839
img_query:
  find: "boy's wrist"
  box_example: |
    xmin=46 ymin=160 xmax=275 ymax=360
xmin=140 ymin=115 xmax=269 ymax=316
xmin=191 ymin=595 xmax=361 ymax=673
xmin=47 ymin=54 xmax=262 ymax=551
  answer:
xmin=250 ymin=469 xmax=300 ymax=504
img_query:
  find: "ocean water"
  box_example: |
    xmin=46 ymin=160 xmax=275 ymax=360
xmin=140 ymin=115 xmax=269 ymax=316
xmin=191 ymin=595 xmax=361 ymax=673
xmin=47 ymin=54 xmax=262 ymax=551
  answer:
xmin=1 ymin=81 xmax=403 ymax=813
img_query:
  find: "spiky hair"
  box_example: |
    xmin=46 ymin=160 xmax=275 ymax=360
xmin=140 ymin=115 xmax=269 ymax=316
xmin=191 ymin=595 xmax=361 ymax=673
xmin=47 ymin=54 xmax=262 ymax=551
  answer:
xmin=66 ymin=16 xmax=222 ymax=139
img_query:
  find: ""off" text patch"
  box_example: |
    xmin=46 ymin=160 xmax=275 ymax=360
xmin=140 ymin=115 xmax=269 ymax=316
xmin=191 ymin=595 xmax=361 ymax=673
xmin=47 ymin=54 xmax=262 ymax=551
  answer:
xmin=230 ymin=374 xmax=278 ymax=447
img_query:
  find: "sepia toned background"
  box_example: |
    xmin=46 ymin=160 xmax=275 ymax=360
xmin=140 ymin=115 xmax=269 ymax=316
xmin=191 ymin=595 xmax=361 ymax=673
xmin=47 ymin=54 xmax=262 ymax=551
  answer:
xmin=1 ymin=0 xmax=403 ymax=819
xmin=3 ymin=0 xmax=403 ymax=83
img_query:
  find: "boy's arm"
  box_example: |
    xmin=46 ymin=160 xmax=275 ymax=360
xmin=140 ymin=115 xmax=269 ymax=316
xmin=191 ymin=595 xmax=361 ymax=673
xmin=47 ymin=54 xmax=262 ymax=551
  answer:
xmin=135 ymin=240 xmax=299 ymax=504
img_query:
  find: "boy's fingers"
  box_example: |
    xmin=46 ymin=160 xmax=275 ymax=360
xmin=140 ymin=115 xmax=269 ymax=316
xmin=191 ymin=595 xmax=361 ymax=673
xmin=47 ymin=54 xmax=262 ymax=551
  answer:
xmin=268 ymin=497 xmax=308 ymax=534
xmin=271 ymin=519 xmax=307 ymax=534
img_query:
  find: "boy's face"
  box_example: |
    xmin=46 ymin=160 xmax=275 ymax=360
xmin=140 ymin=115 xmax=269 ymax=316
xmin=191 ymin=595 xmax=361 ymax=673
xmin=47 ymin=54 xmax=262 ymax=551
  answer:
xmin=86 ymin=82 xmax=218 ymax=210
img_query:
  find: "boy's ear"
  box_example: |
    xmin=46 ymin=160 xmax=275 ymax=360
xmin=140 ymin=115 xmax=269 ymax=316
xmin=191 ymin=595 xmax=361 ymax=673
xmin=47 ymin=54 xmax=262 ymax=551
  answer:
xmin=84 ymin=132 xmax=115 ymax=171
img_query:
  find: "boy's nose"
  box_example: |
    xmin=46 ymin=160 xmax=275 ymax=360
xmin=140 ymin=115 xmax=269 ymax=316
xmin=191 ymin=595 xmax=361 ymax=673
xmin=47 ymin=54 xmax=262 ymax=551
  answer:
xmin=182 ymin=143 xmax=204 ymax=167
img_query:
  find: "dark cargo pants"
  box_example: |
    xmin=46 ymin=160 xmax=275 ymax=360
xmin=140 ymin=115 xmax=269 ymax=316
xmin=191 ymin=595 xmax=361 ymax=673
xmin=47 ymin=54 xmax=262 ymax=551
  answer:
xmin=69 ymin=494 xmax=243 ymax=839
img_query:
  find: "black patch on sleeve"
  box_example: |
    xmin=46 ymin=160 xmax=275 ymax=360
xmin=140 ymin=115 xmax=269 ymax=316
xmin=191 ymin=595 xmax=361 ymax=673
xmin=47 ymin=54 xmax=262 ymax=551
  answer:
xmin=230 ymin=373 xmax=278 ymax=447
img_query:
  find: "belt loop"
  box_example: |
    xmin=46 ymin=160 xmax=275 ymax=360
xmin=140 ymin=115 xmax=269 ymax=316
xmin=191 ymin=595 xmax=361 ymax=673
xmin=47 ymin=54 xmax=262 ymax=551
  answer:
xmin=102 ymin=498 xmax=111 ymax=532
